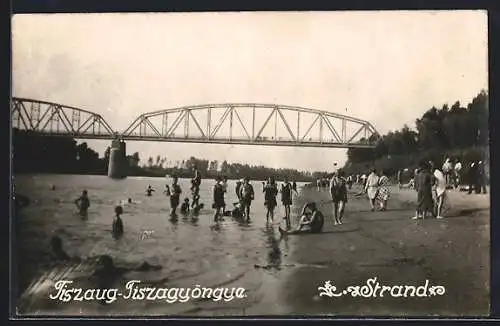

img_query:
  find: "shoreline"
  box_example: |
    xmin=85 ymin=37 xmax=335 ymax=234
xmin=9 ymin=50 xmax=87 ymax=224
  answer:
xmin=277 ymin=184 xmax=490 ymax=316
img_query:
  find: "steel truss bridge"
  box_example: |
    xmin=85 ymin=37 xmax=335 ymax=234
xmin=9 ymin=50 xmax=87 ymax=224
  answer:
xmin=11 ymin=98 xmax=380 ymax=148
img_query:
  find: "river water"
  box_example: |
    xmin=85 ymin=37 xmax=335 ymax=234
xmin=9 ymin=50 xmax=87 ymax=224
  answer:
xmin=14 ymin=174 xmax=306 ymax=316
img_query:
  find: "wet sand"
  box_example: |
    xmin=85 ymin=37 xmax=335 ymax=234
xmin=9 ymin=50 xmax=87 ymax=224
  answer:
xmin=280 ymin=185 xmax=490 ymax=316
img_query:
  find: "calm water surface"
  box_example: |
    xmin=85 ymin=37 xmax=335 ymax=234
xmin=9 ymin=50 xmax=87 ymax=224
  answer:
xmin=14 ymin=174 xmax=306 ymax=316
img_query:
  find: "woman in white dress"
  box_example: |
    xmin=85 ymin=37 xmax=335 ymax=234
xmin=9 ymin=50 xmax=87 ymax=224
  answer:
xmin=432 ymin=163 xmax=447 ymax=219
xmin=364 ymin=169 xmax=380 ymax=211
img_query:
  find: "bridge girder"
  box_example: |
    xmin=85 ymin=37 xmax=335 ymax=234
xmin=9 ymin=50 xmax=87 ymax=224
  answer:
xmin=11 ymin=98 xmax=380 ymax=148
xmin=11 ymin=97 xmax=115 ymax=138
xmin=123 ymin=103 xmax=380 ymax=147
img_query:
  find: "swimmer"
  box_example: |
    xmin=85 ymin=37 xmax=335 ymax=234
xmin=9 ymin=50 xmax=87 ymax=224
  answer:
xmin=50 ymin=184 xmax=56 ymax=191
xmin=163 ymin=185 xmax=171 ymax=196
xmin=74 ymin=190 xmax=90 ymax=216
xmin=146 ymin=185 xmax=155 ymax=197
xmin=127 ymin=198 xmax=132 ymax=204
xmin=50 ymin=235 xmax=81 ymax=262
xmin=223 ymin=202 xmax=243 ymax=218
xmin=278 ymin=202 xmax=324 ymax=235
xmin=112 ymin=206 xmax=124 ymax=239
xmin=191 ymin=203 xmax=205 ymax=215
xmin=180 ymin=198 xmax=190 ymax=215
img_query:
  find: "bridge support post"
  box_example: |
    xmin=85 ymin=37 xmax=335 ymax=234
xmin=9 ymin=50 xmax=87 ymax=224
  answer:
xmin=107 ymin=139 xmax=127 ymax=179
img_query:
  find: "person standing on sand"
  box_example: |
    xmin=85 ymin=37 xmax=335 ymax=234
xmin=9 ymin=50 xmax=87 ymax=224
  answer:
xmin=330 ymin=170 xmax=348 ymax=225
xmin=278 ymin=202 xmax=324 ymax=235
xmin=170 ymin=177 xmax=182 ymax=216
xmin=364 ymin=169 xmax=380 ymax=211
xmin=377 ymin=170 xmax=390 ymax=211
xmin=454 ymin=159 xmax=462 ymax=188
xmin=442 ymin=157 xmax=453 ymax=188
xmin=397 ymin=169 xmax=403 ymax=189
xmin=478 ymin=161 xmax=488 ymax=194
xmin=413 ymin=161 xmax=434 ymax=220
xmin=280 ymin=176 xmax=293 ymax=229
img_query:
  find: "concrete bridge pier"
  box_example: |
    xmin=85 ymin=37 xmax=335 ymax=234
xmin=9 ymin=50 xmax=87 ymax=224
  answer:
xmin=107 ymin=139 xmax=127 ymax=179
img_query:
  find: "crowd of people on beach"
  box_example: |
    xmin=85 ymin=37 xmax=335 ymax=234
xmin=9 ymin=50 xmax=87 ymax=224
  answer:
xmin=15 ymin=154 xmax=490 ymax=271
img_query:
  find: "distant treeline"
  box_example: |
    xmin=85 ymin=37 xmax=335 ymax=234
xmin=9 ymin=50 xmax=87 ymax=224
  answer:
xmin=137 ymin=156 xmax=321 ymax=182
xmin=344 ymin=90 xmax=489 ymax=178
xmin=12 ymin=129 xmax=108 ymax=175
xmin=11 ymin=129 xmax=325 ymax=181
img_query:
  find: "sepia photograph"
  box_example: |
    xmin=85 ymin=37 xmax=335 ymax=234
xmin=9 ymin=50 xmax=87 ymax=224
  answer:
xmin=11 ymin=11 xmax=489 ymax=317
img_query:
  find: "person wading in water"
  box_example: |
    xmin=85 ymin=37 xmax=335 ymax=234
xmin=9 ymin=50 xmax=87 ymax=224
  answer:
xmin=112 ymin=206 xmax=124 ymax=239
xmin=212 ymin=176 xmax=225 ymax=223
xmin=239 ymin=177 xmax=255 ymax=222
xmin=145 ymin=185 xmax=155 ymax=197
xmin=263 ymin=177 xmax=278 ymax=223
xmin=74 ymin=190 xmax=90 ymax=217
xmin=280 ymin=176 xmax=293 ymax=230
xmin=170 ymin=177 xmax=182 ymax=217
xmin=235 ymin=179 xmax=243 ymax=201
xmin=330 ymin=170 xmax=348 ymax=225
xmin=278 ymin=202 xmax=324 ymax=235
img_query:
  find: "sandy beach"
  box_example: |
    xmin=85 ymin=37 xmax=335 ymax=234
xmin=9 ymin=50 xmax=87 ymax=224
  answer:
xmin=278 ymin=184 xmax=490 ymax=316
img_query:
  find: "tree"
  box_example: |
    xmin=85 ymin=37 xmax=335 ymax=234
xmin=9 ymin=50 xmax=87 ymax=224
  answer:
xmin=147 ymin=156 xmax=154 ymax=168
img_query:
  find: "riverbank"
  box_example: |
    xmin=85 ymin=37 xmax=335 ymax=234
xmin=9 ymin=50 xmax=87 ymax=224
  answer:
xmin=279 ymin=185 xmax=490 ymax=316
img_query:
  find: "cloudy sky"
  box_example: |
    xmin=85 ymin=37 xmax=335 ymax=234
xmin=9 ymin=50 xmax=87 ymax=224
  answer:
xmin=12 ymin=11 xmax=488 ymax=171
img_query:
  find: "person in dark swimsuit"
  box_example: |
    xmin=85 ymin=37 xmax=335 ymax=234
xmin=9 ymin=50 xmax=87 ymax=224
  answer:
xmin=278 ymin=202 xmax=324 ymax=235
xmin=280 ymin=177 xmax=293 ymax=229
xmin=74 ymin=190 xmax=90 ymax=216
xmin=239 ymin=177 xmax=255 ymax=222
xmin=263 ymin=177 xmax=278 ymax=223
xmin=170 ymin=177 xmax=182 ymax=217
xmin=112 ymin=206 xmax=124 ymax=239
xmin=330 ymin=170 xmax=348 ymax=225
xmin=212 ymin=177 xmax=225 ymax=222
xmin=146 ymin=185 xmax=155 ymax=197
xmin=235 ymin=180 xmax=243 ymax=201
xmin=413 ymin=161 xmax=434 ymax=219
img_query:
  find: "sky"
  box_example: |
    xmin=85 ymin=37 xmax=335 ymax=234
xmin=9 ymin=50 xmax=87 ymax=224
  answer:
xmin=12 ymin=11 xmax=488 ymax=171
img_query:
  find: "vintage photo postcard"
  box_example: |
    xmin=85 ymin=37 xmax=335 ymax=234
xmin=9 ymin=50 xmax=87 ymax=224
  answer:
xmin=11 ymin=11 xmax=489 ymax=317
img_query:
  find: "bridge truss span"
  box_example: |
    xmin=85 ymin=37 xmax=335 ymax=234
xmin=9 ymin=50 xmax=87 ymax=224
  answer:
xmin=122 ymin=104 xmax=379 ymax=148
xmin=11 ymin=97 xmax=115 ymax=139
